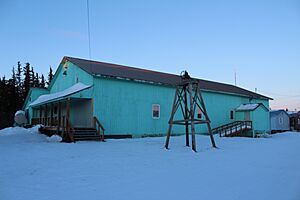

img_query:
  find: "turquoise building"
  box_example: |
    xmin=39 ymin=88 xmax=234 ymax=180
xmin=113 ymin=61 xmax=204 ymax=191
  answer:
xmin=23 ymin=56 xmax=271 ymax=138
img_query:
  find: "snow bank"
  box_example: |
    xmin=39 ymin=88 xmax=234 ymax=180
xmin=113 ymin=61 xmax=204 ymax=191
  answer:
xmin=0 ymin=131 xmax=300 ymax=200
xmin=47 ymin=134 xmax=62 ymax=143
xmin=0 ymin=125 xmax=47 ymax=143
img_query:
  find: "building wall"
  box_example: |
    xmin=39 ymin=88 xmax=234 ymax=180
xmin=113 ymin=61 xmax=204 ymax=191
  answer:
xmin=49 ymin=61 xmax=94 ymax=97
xmin=92 ymin=76 xmax=270 ymax=136
xmin=270 ymin=112 xmax=290 ymax=131
xmin=70 ymin=99 xmax=93 ymax=128
xmin=251 ymin=106 xmax=270 ymax=133
xmin=26 ymin=62 xmax=271 ymax=136
xmin=92 ymin=76 xmax=185 ymax=136
xmin=29 ymin=61 xmax=94 ymax=124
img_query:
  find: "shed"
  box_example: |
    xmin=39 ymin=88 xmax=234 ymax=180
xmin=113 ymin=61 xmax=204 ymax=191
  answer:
xmin=235 ymin=103 xmax=270 ymax=136
xmin=270 ymin=110 xmax=290 ymax=133
xmin=289 ymin=111 xmax=300 ymax=131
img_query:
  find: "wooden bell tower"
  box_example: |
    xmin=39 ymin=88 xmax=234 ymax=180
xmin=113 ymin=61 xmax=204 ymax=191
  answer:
xmin=165 ymin=71 xmax=217 ymax=152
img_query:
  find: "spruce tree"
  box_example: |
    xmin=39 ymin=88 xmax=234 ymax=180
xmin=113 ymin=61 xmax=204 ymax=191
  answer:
xmin=40 ymin=74 xmax=46 ymax=88
xmin=34 ymin=73 xmax=40 ymax=87
xmin=23 ymin=62 xmax=30 ymax=99
xmin=15 ymin=61 xmax=23 ymax=100
xmin=30 ymin=66 xmax=35 ymax=87
xmin=47 ymin=66 xmax=54 ymax=86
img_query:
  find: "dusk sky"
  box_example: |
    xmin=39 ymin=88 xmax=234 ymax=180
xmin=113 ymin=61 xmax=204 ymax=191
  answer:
xmin=1 ymin=0 xmax=299 ymax=110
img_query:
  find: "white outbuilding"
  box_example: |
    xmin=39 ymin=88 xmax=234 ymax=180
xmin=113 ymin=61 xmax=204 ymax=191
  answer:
xmin=270 ymin=110 xmax=290 ymax=133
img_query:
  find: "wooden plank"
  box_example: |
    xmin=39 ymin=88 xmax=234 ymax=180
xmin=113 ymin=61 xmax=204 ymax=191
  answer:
xmin=57 ymin=101 xmax=61 ymax=135
xmin=188 ymin=83 xmax=196 ymax=152
xmin=184 ymin=86 xmax=190 ymax=147
xmin=45 ymin=104 xmax=48 ymax=126
xmin=50 ymin=103 xmax=54 ymax=126
xmin=66 ymin=98 xmax=72 ymax=142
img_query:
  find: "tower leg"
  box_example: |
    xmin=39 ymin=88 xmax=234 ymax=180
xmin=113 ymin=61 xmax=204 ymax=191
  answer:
xmin=165 ymin=88 xmax=179 ymax=149
xmin=188 ymin=83 xmax=196 ymax=152
xmin=196 ymin=81 xmax=217 ymax=148
xmin=184 ymin=86 xmax=189 ymax=146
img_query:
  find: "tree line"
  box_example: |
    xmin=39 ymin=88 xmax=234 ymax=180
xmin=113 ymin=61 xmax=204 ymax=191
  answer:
xmin=0 ymin=62 xmax=54 ymax=129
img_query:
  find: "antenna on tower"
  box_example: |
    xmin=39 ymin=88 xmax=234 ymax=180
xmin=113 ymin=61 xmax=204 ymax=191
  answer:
xmin=86 ymin=0 xmax=91 ymax=59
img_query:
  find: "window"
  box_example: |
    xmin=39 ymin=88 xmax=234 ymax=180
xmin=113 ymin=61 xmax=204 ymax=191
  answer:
xmin=279 ymin=117 xmax=283 ymax=125
xmin=152 ymin=104 xmax=160 ymax=119
xmin=230 ymin=110 xmax=234 ymax=120
xmin=298 ymin=118 xmax=300 ymax=125
xmin=197 ymin=108 xmax=202 ymax=119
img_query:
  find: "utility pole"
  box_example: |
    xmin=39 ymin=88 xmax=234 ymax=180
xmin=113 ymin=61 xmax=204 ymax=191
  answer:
xmin=87 ymin=0 xmax=91 ymax=59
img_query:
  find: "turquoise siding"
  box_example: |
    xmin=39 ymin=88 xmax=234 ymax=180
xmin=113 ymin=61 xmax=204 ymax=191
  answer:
xmin=49 ymin=61 xmax=94 ymax=98
xmin=24 ymin=61 xmax=271 ymax=136
xmin=92 ymin=75 xmax=270 ymax=136
xmin=92 ymin=77 xmax=185 ymax=136
xmin=202 ymin=91 xmax=249 ymax=131
xmin=251 ymin=106 xmax=270 ymax=133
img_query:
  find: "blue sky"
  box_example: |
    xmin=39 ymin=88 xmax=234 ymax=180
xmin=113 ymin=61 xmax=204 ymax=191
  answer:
xmin=1 ymin=0 xmax=299 ymax=110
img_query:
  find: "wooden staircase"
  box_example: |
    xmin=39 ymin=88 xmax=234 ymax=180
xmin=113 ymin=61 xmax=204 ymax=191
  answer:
xmin=73 ymin=128 xmax=103 ymax=141
xmin=212 ymin=121 xmax=252 ymax=137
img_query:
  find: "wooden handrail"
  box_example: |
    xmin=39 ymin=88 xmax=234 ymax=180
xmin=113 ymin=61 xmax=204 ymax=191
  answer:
xmin=212 ymin=121 xmax=252 ymax=137
xmin=93 ymin=116 xmax=105 ymax=141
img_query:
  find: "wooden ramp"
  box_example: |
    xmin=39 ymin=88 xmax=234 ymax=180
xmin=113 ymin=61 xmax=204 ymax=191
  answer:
xmin=212 ymin=121 xmax=252 ymax=137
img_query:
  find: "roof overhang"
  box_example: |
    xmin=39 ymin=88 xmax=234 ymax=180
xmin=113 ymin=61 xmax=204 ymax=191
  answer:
xmin=235 ymin=103 xmax=269 ymax=112
xmin=29 ymin=82 xmax=92 ymax=107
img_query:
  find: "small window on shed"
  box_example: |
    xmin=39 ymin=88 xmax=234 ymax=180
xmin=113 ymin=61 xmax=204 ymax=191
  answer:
xmin=230 ymin=110 xmax=234 ymax=120
xmin=152 ymin=104 xmax=160 ymax=119
xmin=197 ymin=108 xmax=202 ymax=119
xmin=279 ymin=117 xmax=283 ymax=125
xmin=298 ymin=118 xmax=300 ymax=125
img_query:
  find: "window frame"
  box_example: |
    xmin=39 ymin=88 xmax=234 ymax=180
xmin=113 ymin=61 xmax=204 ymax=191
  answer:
xmin=230 ymin=110 xmax=234 ymax=120
xmin=152 ymin=104 xmax=160 ymax=119
xmin=197 ymin=108 xmax=202 ymax=119
xmin=278 ymin=117 xmax=284 ymax=125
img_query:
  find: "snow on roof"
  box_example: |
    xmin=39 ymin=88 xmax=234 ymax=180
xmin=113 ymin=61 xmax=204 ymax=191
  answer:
xmin=287 ymin=111 xmax=297 ymax=115
xmin=236 ymin=103 xmax=259 ymax=111
xmin=29 ymin=82 xmax=92 ymax=107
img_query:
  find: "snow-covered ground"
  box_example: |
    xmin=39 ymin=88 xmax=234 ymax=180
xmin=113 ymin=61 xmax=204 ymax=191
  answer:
xmin=0 ymin=127 xmax=300 ymax=200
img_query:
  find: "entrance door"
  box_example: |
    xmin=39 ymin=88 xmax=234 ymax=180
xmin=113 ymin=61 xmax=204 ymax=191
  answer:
xmin=244 ymin=111 xmax=250 ymax=121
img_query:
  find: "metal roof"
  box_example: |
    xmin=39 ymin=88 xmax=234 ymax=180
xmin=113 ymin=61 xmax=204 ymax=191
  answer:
xmin=29 ymin=82 xmax=92 ymax=107
xmin=270 ymin=110 xmax=289 ymax=117
xmin=65 ymin=56 xmax=272 ymax=100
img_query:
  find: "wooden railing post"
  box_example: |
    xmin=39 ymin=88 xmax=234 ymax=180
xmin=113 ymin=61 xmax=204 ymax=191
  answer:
xmin=66 ymin=98 xmax=71 ymax=141
xmin=93 ymin=116 xmax=105 ymax=141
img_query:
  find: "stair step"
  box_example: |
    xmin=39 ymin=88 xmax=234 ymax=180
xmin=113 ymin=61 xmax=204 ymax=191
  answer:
xmin=74 ymin=132 xmax=97 ymax=135
xmin=74 ymin=134 xmax=99 ymax=137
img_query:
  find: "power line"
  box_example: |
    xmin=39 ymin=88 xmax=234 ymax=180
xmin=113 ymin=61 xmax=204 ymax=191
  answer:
xmin=87 ymin=0 xmax=91 ymax=59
